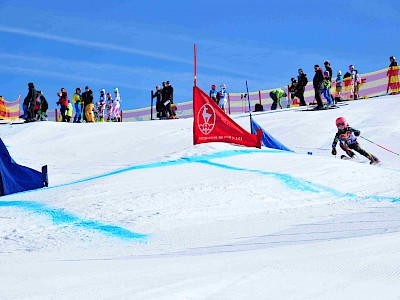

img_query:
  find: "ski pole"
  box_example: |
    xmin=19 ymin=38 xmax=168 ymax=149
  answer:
xmin=360 ymin=136 xmax=400 ymax=156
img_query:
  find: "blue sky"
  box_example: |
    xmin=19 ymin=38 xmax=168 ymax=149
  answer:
xmin=0 ymin=0 xmax=399 ymax=110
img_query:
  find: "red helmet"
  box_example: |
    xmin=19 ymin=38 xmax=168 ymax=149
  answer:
xmin=336 ymin=117 xmax=347 ymax=128
xmin=211 ymin=84 xmax=216 ymax=89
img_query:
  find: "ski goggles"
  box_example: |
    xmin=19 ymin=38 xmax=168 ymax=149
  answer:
xmin=337 ymin=122 xmax=345 ymax=126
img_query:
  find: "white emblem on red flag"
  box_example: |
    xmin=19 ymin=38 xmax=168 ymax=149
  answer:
xmin=197 ymin=104 xmax=215 ymax=135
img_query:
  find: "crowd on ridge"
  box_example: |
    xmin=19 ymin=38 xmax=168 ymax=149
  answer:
xmin=261 ymin=56 xmax=398 ymax=111
xmin=9 ymin=56 xmax=399 ymax=122
xmin=21 ymin=85 xmax=122 ymax=123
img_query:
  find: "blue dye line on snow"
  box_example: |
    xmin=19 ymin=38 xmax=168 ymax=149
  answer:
xmin=4 ymin=148 xmax=400 ymax=203
xmin=0 ymin=200 xmax=148 ymax=240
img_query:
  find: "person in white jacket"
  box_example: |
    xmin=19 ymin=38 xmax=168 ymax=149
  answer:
xmin=113 ymin=87 xmax=122 ymax=122
xmin=218 ymin=84 xmax=228 ymax=113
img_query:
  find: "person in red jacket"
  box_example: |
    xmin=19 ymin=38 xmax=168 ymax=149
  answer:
xmin=57 ymin=88 xmax=69 ymax=122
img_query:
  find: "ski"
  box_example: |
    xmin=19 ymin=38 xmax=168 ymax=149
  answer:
xmin=340 ymin=155 xmax=365 ymax=163
xmin=298 ymin=105 xmax=340 ymax=111
xmin=340 ymin=155 xmax=382 ymax=166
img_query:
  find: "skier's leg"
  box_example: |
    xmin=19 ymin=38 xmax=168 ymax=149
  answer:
xmin=351 ymin=142 xmax=379 ymax=163
xmin=340 ymin=142 xmax=355 ymax=157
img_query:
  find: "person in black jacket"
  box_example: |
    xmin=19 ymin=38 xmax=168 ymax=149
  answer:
xmin=296 ymin=69 xmax=308 ymax=106
xmin=324 ymin=60 xmax=333 ymax=77
xmin=36 ymin=91 xmax=48 ymax=121
xmin=25 ymin=82 xmax=38 ymax=122
xmin=81 ymin=86 xmax=92 ymax=122
xmin=152 ymin=85 xmax=163 ymax=118
xmin=313 ymin=65 xmax=324 ymax=109
xmin=162 ymin=81 xmax=175 ymax=119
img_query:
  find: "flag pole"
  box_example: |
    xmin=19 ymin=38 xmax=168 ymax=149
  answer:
xmin=194 ymin=44 xmax=197 ymax=87
xmin=246 ymin=80 xmax=253 ymax=133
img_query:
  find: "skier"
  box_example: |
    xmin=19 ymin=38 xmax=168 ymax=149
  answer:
xmin=331 ymin=117 xmax=381 ymax=165
xmin=152 ymin=85 xmax=163 ymax=118
xmin=98 ymin=89 xmax=107 ymax=122
xmin=113 ymin=87 xmax=122 ymax=122
xmin=72 ymin=87 xmax=82 ymax=123
xmin=106 ymin=93 xmax=114 ymax=122
xmin=218 ymin=84 xmax=228 ymax=112
xmin=322 ymin=71 xmax=334 ymax=106
xmin=269 ymin=89 xmax=286 ymax=110
xmin=313 ymin=65 xmax=324 ymax=109
xmin=209 ymin=84 xmax=218 ymax=104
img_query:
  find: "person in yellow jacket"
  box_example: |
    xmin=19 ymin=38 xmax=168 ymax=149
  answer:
xmin=72 ymin=87 xmax=82 ymax=123
xmin=66 ymin=101 xmax=73 ymax=122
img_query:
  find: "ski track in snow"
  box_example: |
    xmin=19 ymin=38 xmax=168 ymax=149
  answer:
xmin=1 ymin=149 xmax=399 ymax=246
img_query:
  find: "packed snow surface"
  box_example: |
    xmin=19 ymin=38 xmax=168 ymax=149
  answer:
xmin=1 ymin=96 xmax=400 ymax=299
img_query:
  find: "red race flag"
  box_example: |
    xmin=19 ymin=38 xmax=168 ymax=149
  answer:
xmin=193 ymin=86 xmax=261 ymax=149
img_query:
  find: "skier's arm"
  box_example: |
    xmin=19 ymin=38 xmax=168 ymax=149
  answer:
xmin=349 ymin=127 xmax=360 ymax=136
xmin=332 ymin=134 xmax=339 ymax=151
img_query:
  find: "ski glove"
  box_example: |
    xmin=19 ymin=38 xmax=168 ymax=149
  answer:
xmin=331 ymin=148 xmax=337 ymax=155
xmin=354 ymin=131 xmax=360 ymax=136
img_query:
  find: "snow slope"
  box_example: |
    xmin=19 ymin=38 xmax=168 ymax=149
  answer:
xmin=1 ymin=95 xmax=400 ymax=299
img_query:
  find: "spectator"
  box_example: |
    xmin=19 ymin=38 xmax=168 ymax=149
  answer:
xmin=313 ymin=65 xmax=324 ymax=109
xmin=296 ymin=68 xmax=308 ymax=106
xmin=21 ymin=93 xmax=29 ymax=119
xmin=218 ymin=84 xmax=228 ymax=113
xmin=153 ymin=85 xmax=165 ymax=118
xmin=57 ymin=88 xmax=69 ymax=122
xmin=387 ymin=56 xmax=399 ymax=95
xmin=36 ymin=91 xmax=48 ymax=121
xmin=269 ymin=89 xmax=286 ymax=110
xmin=66 ymin=101 xmax=73 ymax=122
xmin=324 ymin=60 xmax=334 ymax=103
xmin=348 ymin=65 xmax=361 ymax=99
xmin=288 ymin=78 xmax=298 ymax=108
xmin=323 ymin=71 xmax=334 ymax=106
xmin=72 ymin=87 xmax=82 ymax=123
xmin=106 ymin=93 xmax=114 ymax=122
xmin=24 ymin=82 xmax=38 ymax=122
xmin=324 ymin=60 xmax=333 ymax=77
xmin=83 ymin=88 xmax=94 ymax=122
xmin=335 ymin=71 xmax=344 ymax=102
xmin=163 ymin=81 xmax=175 ymax=119
xmin=81 ymin=86 xmax=90 ymax=122
xmin=166 ymin=81 xmax=177 ymax=117
xmin=98 ymin=89 xmax=107 ymax=122
xmin=209 ymin=84 xmax=218 ymax=104
xmin=33 ymin=96 xmax=40 ymax=119
xmin=113 ymin=87 xmax=122 ymax=122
